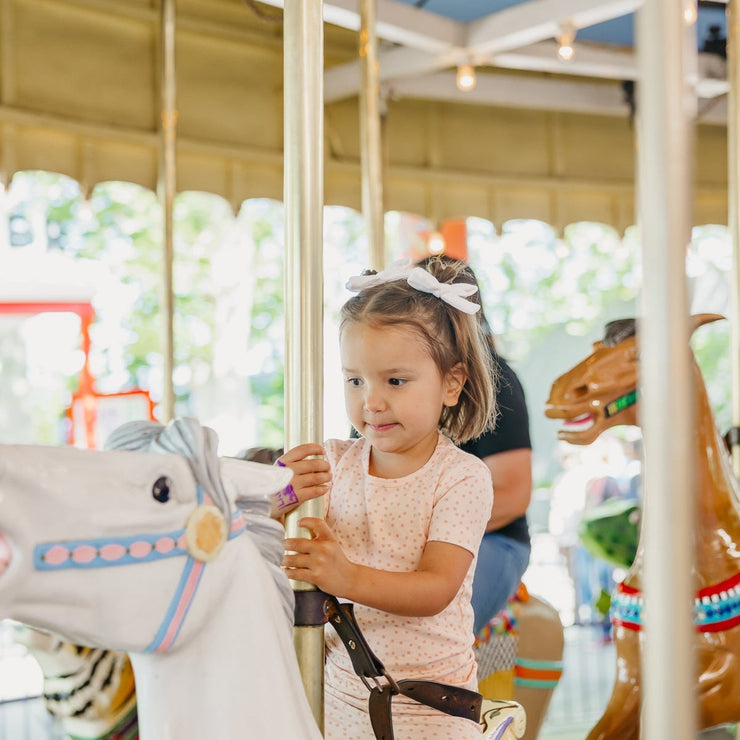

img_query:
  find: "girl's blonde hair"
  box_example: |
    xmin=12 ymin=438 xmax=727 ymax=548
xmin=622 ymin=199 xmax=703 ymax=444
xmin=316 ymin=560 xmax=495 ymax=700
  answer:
xmin=340 ymin=258 xmax=497 ymax=443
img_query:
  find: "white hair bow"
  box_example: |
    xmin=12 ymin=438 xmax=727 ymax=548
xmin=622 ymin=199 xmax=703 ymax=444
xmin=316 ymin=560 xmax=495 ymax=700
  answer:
xmin=345 ymin=258 xmax=413 ymax=291
xmin=406 ymin=267 xmax=480 ymax=314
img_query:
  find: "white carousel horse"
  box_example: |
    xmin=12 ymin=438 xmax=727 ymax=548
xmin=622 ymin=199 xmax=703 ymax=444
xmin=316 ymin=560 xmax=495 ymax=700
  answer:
xmin=0 ymin=418 xmax=323 ymax=740
xmin=0 ymin=418 xmax=524 ymax=739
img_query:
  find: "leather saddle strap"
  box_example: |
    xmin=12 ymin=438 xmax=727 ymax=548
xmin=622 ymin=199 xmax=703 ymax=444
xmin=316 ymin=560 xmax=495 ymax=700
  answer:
xmin=397 ymin=679 xmax=482 ymax=722
xmin=324 ymin=595 xmax=482 ymax=738
xmin=368 ymin=680 xmax=481 ymax=740
xmin=324 ymin=594 xmax=387 ymax=680
xmin=368 ymin=685 xmax=395 ymax=740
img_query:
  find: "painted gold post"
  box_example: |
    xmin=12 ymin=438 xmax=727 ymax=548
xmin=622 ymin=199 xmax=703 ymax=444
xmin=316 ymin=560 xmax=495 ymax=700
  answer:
xmin=283 ymin=0 xmax=325 ymax=730
xmin=359 ymin=0 xmax=385 ymax=270
xmin=158 ymin=0 xmax=177 ymax=423
xmin=636 ymin=1 xmax=697 ymax=737
xmin=728 ymin=1 xmax=740 ymax=478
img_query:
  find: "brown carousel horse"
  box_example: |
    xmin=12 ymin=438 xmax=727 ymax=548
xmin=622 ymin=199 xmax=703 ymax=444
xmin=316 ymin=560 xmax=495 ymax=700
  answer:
xmin=545 ymin=314 xmax=740 ymax=739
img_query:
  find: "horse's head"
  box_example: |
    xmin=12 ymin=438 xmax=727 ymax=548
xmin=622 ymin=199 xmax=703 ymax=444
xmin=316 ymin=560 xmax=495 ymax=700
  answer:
xmin=544 ymin=314 xmax=724 ymax=445
xmin=0 ymin=419 xmax=292 ymax=654
xmin=545 ymin=318 xmax=639 ymax=445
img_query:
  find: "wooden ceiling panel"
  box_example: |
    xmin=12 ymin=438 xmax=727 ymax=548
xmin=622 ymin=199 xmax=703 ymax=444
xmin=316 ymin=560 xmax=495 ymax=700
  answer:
xmin=491 ymin=186 xmax=553 ymax=226
xmin=14 ymin=0 xmax=155 ymax=129
xmin=177 ymin=31 xmax=283 ymax=148
xmin=12 ymin=126 xmax=80 ymax=177
xmin=694 ymin=189 xmax=728 ymax=228
xmin=431 ymin=183 xmax=491 ymax=222
xmin=90 ymin=139 xmax=157 ymax=193
xmin=437 ymin=104 xmax=551 ymax=177
xmin=382 ymin=180 xmax=430 ymax=221
xmin=556 ymin=113 xmax=635 ymax=181
xmin=555 ymin=190 xmax=625 ymax=231
xmin=695 ymin=125 xmax=728 ymax=188
xmin=324 ymin=169 xmax=361 ymax=210
xmin=383 ymin=100 xmax=435 ymax=169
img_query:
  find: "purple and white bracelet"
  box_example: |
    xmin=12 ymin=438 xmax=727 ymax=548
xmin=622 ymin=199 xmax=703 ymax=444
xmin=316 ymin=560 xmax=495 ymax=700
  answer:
xmin=274 ymin=460 xmax=300 ymax=511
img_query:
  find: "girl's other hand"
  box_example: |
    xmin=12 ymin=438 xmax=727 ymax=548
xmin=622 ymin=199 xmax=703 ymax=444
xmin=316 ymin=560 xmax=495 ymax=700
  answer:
xmin=277 ymin=444 xmax=332 ymax=505
xmin=283 ymin=518 xmax=355 ymax=596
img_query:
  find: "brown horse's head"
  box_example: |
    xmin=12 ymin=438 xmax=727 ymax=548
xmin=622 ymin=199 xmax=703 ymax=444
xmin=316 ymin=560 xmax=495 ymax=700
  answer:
xmin=544 ymin=314 xmax=723 ymax=445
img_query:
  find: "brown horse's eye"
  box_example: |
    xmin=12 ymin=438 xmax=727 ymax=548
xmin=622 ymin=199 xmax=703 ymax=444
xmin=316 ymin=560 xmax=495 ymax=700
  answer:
xmin=152 ymin=476 xmax=171 ymax=503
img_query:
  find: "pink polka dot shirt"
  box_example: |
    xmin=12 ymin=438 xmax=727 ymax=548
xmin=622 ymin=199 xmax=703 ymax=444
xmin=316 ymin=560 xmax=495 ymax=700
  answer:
xmin=322 ymin=433 xmax=493 ymax=737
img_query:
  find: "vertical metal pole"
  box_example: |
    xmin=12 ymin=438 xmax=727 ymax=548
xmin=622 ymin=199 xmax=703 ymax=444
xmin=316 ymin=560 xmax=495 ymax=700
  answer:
xmin=158 ymin=0 xmax=177 ymax=423
xmin=636 ymin=2 xmax=697 ymax=738
xmin=283 ymin=0 xmax=325 ymax=729
xmin=728 ymin=1 xmax=740 ymax=478
xmin=2 ymin=0 xmax=17 ymax=250
xmin=1 ymin=0 xmax=16 ymax=108
xmin=359 ymin=0 xmax=385 ymax=269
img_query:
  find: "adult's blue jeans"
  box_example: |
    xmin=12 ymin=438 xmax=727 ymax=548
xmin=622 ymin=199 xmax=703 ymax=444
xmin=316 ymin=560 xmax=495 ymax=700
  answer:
xmin=471 ymin=532 xmax=531 ymax=634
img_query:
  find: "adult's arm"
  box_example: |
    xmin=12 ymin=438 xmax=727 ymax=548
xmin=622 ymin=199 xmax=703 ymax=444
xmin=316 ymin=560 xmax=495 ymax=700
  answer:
xmin=481 ymin=447 xmax=532 ymax=531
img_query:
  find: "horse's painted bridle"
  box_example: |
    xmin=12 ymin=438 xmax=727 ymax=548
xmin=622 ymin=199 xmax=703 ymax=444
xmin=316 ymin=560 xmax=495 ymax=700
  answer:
xmin=33 ymin=485 xmax=246 ymax=653
xmin=612 ymin=571 xmax=740 ymax=633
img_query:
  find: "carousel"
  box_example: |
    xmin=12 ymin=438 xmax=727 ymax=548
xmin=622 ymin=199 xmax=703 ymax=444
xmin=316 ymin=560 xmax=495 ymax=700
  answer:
xmin=0 ymin=1 xmax=737 ymax=739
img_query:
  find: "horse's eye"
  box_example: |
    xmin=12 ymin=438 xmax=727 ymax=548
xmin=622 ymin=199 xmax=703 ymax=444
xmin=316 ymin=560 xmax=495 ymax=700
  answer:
xmin=152 ymin=476 xmax=171 ymax=503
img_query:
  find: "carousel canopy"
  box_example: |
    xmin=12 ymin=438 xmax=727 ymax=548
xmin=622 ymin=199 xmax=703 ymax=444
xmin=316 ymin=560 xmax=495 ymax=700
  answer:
xmin=0 ymin=0 xmax=728 ymax=231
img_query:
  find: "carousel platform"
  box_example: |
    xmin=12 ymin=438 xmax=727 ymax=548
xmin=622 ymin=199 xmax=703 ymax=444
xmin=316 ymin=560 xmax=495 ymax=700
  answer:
xmin=0 ymin=567 xmax=735 ymax=739
xmin=538 ymin=622 xmax=736 ymax=740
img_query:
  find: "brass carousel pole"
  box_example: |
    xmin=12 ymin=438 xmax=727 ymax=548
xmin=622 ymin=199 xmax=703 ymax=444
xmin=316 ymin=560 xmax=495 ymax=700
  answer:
xmin=283 ymin=0 xmax=325 ymax=730
xmin=728 ymin=1 xmax=740 ymax=479
xmin=636 ymin=0 xmax=697 ymax=737
xmin=359 ymin=0 xmax=385 ymax=269
xmin=158 ymin=0 xmax=177 ymax=424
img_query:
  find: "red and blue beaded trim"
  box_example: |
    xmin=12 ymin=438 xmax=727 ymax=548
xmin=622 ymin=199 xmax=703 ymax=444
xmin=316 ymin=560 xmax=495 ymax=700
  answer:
xmin=612 ymin=571 xmax=740 ymax=633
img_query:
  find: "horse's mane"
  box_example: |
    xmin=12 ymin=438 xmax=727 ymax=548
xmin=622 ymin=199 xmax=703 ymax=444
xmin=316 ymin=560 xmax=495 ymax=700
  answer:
xmin=603 ymin=318 xmax=636 ymax=347
xmin=104 ymin=418 xmax=295 ymax=626
xmin=105 ymin=418 xmax=232 ymax=518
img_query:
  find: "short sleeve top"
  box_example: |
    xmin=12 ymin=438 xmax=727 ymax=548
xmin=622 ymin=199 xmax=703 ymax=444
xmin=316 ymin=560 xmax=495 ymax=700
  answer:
xmin=322 ymin=432 xmax=493 ymax=700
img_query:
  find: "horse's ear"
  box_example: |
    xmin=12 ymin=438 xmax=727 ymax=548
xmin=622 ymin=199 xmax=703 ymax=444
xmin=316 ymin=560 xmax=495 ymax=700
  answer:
xmin=690 ymin=313 xmax=725 ymax=336
xmin=219 ymin=457 xmax=293 ymax=499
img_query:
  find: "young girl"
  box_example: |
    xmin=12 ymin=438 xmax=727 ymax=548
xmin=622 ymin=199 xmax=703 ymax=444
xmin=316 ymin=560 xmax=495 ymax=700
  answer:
xmin=280 ymin=257 xmax=497 ymax=739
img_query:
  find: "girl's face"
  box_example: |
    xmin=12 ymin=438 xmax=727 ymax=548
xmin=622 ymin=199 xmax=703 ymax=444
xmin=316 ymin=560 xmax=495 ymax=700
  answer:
xmin=340 ymin=321 xmax=465 ymax=478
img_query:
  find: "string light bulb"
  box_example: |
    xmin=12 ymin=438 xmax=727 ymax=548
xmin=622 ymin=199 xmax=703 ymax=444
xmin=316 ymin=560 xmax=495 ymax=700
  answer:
xmin=428 ymin=231 xmax=446 ymax=254
xmin=683 ymin=1 xmax=697 ymax=25
xmin=456 ymin=64 xmax=477 ymax=92
xmin=557 ymin=24 xmax=576 ymax=62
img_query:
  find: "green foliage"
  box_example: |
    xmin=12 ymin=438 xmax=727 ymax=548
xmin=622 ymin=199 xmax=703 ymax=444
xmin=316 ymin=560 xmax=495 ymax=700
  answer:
xmin=467 ymin=219 xmax=641 ymax=363
xmin=692 ymin=320 xmax=731 ymax=434
xmin=4 ymin=172 xmax=734 ymax=454
xmin=242 ymin=199 xmax=286 ymax=446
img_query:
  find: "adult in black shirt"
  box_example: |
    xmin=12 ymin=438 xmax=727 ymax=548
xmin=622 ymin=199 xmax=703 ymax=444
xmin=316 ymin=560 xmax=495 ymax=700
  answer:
xmin=418 ymin=256 xmax=532 ymax=634
xmin=461 ymin=352 xmax=532 ymax=633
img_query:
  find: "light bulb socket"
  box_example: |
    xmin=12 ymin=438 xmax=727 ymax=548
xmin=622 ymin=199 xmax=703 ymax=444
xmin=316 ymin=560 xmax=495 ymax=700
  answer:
xmin=556 ymin=23 xmax=577 ymax=62
xmin=456 ymin=64 xmax=477 ymax=92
